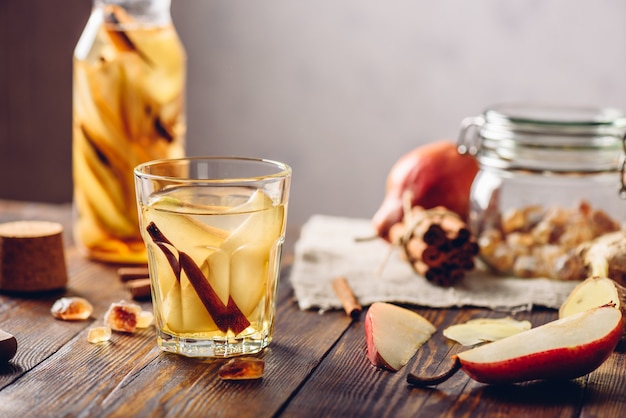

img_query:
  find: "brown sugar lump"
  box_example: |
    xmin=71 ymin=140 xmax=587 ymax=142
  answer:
xmin=0 ymin=221 xmax=68 ymax=292
xmin=51 ymin=297 xmax=93 ymax=320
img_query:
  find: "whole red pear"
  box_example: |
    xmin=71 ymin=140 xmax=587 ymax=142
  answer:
xmin=372 ymin=140 xmax=479 ymax=241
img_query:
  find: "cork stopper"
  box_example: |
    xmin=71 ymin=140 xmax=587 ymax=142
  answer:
xmin=0 ymin=221 xmax=68 ymax=293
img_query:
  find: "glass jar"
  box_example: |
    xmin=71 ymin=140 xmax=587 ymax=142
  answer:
xmin=457 ymin=103 xmax=626 ymax=280
xmin=72 ymin=0 xmax=186 ymax=264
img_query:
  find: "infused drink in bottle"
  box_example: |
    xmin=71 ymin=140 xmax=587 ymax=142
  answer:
xmin=72 ymin=0 xmax=186 ymax=263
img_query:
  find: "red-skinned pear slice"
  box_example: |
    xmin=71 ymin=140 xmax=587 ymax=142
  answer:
xmin=457 ymin=305 xmax=622 ymax=384
xmin=365 ymin=302 xmax=436 ymax=372
xmin=408 ymin=305 xmax=623 ymax=387
xmin=443 ymin=317 xmax=531 ymax=346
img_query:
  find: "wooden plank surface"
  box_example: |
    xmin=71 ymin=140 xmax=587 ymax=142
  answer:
xmin=1 ymin=200 xmax=626 ymax=417
xmin=0 ymin=246 xmax=351 ymax=417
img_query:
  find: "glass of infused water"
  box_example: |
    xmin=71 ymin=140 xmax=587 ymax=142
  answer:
xmin=134 ymin=157 xmax=291 ymax=357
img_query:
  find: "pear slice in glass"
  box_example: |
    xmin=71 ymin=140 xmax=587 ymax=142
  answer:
xmin=145 ymin=195 xmax=228 ymax=255
xmin=218 ymin=190 xmax=285 ymax=317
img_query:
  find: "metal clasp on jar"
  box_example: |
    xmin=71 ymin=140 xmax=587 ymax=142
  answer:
xmin=457 ymin=116 xmax=484 ymax=156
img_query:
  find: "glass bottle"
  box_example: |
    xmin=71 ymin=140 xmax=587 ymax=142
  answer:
xmin=72 ymin=0 xmax=186 ymax=264
xmin=457 ymin=103 xmax=626 ymax=280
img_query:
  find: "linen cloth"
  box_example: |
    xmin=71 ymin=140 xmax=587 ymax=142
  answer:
xmin=289 ymin=215 xmax=579 ymax=312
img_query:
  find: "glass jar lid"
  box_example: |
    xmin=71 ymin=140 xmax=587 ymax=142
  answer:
xmin=458 ymin=103 xmax=626 ymax=174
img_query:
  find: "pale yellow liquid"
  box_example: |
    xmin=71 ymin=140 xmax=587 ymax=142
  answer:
xmin=73 ymin=7 xmax=186 ymax=263
xmin=141 ymin=186 xmax=286 ymax=357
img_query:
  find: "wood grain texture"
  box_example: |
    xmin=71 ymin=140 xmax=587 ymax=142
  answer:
xmin=0 ymin=232 xmax=352 ymax=417
xmin=1 ymin=200 xmax=626 ymax=417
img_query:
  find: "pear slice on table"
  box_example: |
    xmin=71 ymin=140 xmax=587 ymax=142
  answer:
xmin=408 ymin=305 xmax=623 ymax=386
xmin=365 ymin=302 xmax=436 ymax=372
xmin=443 ymin=317 xmax=532 ymax=346
xmin=559 ymin=275 xmax=626 ymax=336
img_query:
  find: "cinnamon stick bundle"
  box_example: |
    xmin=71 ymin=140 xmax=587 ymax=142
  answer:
xmin=389 ymin=206 xmax=478 ymax=287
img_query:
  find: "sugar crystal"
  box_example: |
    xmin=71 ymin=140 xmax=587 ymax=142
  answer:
xmin=104 ymin=301 xmax=142 ymax=333
xmin=88 ymin=326 xmax=112 ymax=343
xmin=218 ymin=357 xmax=265 ymax=380
xmin=51 ymin=297 xmax=93 ymax=321
xmin=136 ymin=310 xmax=154 ymax=328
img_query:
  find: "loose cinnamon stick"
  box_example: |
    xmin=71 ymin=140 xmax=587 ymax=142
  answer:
xmin=332 ymin=277 xmax=362 ymax=320
xmin=117 ymin=267 xmax=151 ymax=301
xmin=117 ymin=266 xmax=149 ymax=282
xmin=126 ymin=278 xmax=151 ymax=300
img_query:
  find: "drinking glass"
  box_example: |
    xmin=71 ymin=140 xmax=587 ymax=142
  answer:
xmin=134 ymin=157 xmax=291 ymax=357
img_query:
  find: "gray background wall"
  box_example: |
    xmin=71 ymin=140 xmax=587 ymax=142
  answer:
xmin=2 ymin=0 xmax=626 ymax=227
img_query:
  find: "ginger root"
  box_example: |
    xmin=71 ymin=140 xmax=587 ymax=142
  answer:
xmin=560 ymin=232 xmax=626 ymax=337
xmin=577 ymin=230 xmax=626 ymax=286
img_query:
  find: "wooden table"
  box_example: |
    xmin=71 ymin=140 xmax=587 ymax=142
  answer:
xmin=1 ymin=200 xmax=625 ymax=417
